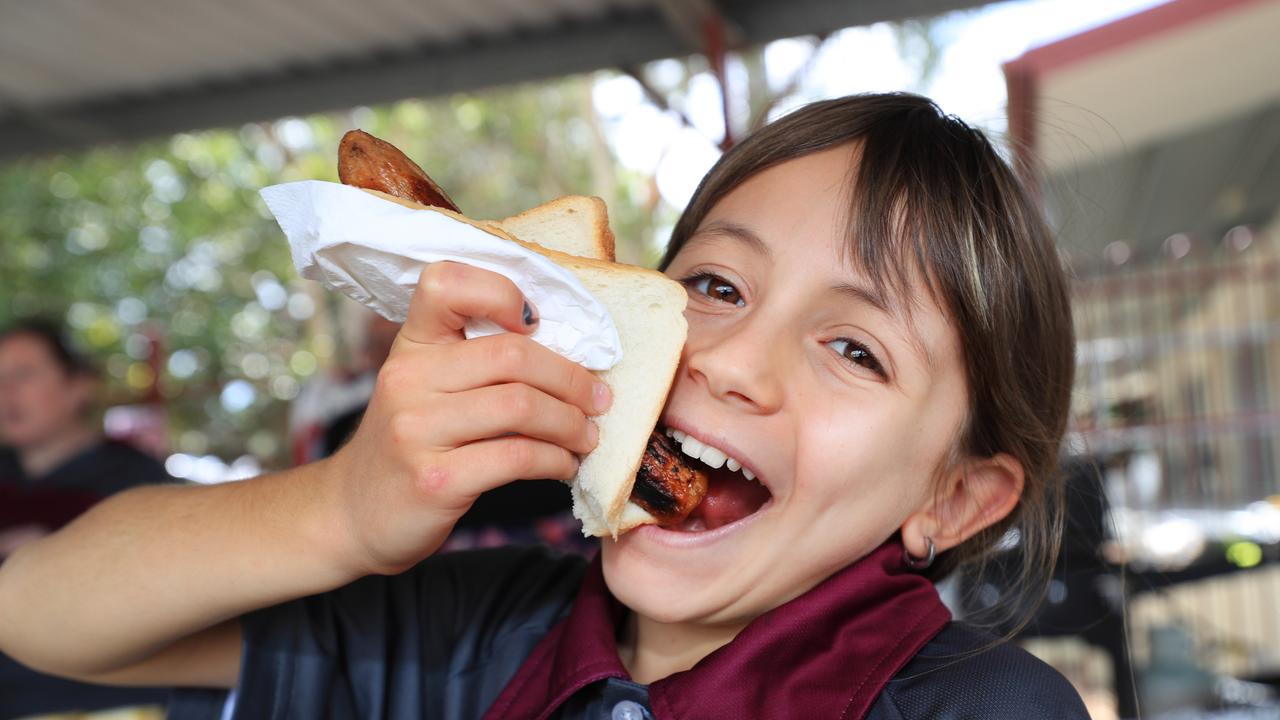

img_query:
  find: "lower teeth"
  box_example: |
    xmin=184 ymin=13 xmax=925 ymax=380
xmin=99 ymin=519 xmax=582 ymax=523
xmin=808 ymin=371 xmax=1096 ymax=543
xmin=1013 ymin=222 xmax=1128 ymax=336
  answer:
xmin=679 ymin=517 xmax=708 ymax=533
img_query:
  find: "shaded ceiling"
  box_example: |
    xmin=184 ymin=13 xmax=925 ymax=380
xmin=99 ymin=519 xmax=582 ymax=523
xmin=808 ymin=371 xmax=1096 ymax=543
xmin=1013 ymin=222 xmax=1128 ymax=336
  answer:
xmin=1006 ymin=0 xmax=1280 ymax=276
xmin=0 ymin=0 xmax=995 ymax=161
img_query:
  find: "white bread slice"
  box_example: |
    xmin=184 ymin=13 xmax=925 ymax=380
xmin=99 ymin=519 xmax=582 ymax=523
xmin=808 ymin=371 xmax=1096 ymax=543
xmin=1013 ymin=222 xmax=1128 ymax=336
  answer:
xmin=554 ymin=256 xmax=685 ymax=537
xmin=362 ymin=189 xmax=683 ymax=537
xmin=491 ymin=196 xmax=616 ymax=262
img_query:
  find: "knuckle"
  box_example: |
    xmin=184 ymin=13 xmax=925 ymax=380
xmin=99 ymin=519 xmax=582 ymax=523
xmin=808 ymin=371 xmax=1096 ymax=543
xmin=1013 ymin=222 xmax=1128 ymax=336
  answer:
xmin=491 ymin=335 xmax=528 ymax=373
xmin=375 ymin=360 xmax=408 ymax=396
xmin=420 ymin=261 xmax=462 ymax=295
xmin=387 ymin=411 xmax=418 ymax=447
xmin=503 ymin=440 xmax=536 ymax=475
xmin=500 ymin=384 xmax=536 ymax=420
xmin=410 ymin=464 xmax=451 ymax=497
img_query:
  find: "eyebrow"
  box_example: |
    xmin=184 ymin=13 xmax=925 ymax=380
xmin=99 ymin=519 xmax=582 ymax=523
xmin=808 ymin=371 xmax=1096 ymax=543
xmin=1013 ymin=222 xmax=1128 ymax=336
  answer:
xmin=831 ymin=282 xmax=937 ymax=374
xmin=686 ymin=221 xmax=772 ymax=258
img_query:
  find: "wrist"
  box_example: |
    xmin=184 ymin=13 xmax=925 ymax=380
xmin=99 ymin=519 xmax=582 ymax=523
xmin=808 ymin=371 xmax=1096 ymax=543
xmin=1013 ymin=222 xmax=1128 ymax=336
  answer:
xmin=296 ymin=456 xmax=369 ymax=585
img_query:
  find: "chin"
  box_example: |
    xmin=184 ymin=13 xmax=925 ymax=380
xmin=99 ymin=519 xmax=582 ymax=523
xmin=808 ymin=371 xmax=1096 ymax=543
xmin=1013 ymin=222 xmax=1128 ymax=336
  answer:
xmin=601 ymin=528 xmax=759 ymax=625
xmin=602 ymin=542 xmax=712 ymax=623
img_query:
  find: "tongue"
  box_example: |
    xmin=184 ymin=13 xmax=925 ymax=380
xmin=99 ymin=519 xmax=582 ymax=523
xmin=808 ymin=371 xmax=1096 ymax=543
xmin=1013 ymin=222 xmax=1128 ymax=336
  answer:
xmin=683 ymin=466 xmax=771 ymax=530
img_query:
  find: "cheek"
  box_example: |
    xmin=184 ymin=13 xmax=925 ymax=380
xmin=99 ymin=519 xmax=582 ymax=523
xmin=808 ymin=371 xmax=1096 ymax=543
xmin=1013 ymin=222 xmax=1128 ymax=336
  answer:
xmin=27 ymin=380 xmax=78 ymax=420
xmin=791 ymin=397 xmax=940 ymax=526
xmin=680 ymin=308 xmax=727 ymax=350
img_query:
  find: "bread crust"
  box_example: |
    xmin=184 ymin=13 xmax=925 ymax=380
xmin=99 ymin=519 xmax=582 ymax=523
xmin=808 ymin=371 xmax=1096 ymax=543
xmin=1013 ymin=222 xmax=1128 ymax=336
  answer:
xmin=495 ymin=196 xmax=617 ymax=262
xmin=361 ymin=188 xmax=669 ymax=284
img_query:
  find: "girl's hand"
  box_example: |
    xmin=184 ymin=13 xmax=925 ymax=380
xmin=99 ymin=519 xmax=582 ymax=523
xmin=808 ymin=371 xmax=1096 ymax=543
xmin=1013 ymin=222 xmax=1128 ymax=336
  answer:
xmin=324 ymin=262 xmax=610 ymax=576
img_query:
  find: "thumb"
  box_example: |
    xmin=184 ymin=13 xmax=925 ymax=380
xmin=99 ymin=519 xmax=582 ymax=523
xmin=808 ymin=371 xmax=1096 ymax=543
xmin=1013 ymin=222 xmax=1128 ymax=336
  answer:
xmin=400 ymin=261 xmax=538 ymax=346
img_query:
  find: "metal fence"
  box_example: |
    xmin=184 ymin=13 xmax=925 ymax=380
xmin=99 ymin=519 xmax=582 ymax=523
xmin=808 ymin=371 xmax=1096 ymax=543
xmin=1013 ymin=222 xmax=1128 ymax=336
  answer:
xmin=1070 ymin=225 xmax=1279 ymax=514
xmin=1038 ymin=223 xmax=1280 ymax=717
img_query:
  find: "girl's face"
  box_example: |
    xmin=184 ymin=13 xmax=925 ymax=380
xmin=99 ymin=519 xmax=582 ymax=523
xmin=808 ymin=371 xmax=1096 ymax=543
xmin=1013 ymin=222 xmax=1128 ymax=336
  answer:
xmin=602 ymin=145 xmax=970 ymax=625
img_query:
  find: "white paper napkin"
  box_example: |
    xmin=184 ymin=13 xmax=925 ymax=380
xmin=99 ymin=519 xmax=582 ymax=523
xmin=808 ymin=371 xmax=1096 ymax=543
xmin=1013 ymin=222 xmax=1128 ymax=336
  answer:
xmin=260 ymin=180 xmax=623 ymax=371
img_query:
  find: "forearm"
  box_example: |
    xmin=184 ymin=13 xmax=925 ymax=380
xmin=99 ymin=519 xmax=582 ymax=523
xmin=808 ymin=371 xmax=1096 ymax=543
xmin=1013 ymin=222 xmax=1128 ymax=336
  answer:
xmin=0 ymin=459 xmax=359 ymax=678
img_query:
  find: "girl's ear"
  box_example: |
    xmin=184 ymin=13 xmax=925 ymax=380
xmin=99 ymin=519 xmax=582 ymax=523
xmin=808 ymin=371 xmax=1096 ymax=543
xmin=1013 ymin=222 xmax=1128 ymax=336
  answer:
xmin=901 ymin=453 xmax=1025 ymax=557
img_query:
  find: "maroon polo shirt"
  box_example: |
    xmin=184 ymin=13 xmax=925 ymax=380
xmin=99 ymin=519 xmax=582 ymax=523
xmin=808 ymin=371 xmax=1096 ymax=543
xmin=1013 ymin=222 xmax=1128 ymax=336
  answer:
xmin=482 ymin=539 xmax=951 ymax=720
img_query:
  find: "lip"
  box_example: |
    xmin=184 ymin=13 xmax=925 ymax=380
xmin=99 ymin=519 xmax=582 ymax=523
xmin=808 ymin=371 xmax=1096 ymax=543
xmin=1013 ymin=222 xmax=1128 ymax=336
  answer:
xmin=632 ymin=497 xmax=774 ymax=548
xmin=659 ymin=416 xmax=771 ymax=493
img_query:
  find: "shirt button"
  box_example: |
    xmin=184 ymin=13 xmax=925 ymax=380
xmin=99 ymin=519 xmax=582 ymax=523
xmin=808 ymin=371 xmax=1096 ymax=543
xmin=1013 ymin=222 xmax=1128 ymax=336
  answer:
xmin=611 ymin=699 xmax=647 ymax=720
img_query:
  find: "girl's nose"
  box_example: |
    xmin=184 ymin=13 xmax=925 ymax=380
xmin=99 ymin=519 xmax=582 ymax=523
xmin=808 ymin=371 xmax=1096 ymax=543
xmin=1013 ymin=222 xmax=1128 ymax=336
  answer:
xmin=684 ymin=319 xmax=786 ymax=414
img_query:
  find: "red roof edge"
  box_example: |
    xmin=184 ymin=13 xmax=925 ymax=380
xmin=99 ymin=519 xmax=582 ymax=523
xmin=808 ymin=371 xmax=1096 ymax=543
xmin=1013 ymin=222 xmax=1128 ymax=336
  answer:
xmin=1002 ymin=0 xmax=1274 ymax=185
xmin=1002 ymin=0 xmax=1272 ymax=76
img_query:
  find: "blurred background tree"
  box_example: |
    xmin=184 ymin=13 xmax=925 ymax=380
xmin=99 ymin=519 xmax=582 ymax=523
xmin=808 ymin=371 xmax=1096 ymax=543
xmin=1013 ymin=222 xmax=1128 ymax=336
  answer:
xmin=0 ymin=73 xmax=685 ymax=471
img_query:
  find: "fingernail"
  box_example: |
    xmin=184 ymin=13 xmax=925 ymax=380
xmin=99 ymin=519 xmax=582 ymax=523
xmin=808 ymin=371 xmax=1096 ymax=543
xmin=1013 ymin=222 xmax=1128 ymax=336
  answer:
xmin=593 ymin=382 xmax=612 ymax=414
xmin=523 ymin=300 xmax=537 ymax=326
xmin=586 ymin=422 xmax=599 ymax=448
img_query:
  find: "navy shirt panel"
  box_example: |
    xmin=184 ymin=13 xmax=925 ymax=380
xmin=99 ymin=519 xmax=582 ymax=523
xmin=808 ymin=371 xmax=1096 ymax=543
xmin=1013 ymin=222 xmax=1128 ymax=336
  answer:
xmin=169 ymin=546 xmax=1088 ymax=720
xmin=869 ymin=623 xmax=1091 ymax=719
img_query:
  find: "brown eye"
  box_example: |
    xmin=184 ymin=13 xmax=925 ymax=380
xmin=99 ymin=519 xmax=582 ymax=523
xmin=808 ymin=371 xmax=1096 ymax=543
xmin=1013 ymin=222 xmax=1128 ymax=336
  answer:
xmin=685 ymin=273 xmax=744 ymax=307
xmin=827 ymin=338 xmax=887 ymax=378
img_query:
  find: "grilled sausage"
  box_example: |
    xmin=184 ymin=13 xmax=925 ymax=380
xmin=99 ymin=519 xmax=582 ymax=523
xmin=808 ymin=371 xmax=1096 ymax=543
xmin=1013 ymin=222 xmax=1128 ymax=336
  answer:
xmin=631 ymin=431 xmax=709 ymax=524
xmin=338 ymin=130 xmax=460 ymax=212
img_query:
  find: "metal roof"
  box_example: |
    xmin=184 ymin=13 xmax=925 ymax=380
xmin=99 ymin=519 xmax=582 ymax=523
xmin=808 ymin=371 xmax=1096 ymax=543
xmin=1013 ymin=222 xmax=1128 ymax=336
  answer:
xmin=0 ymin=0 xmax=993 ymax=161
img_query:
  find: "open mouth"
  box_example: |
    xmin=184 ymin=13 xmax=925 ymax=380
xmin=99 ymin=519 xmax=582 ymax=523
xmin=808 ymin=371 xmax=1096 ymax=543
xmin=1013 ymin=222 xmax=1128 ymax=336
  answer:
xmin=658 ymin=426 xmax=772 ymax=533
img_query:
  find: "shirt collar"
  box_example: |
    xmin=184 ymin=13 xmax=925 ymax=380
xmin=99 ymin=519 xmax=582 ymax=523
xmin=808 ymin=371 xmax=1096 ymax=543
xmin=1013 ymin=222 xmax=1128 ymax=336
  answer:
xmin=482 ymin=538 xmax=950 ymax=720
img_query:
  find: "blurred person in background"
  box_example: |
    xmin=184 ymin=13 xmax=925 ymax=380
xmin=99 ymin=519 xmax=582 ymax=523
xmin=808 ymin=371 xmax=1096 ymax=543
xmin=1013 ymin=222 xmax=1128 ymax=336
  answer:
xmin=0 ymin=319 xmax=171 ymax=558
xmin=0 ymin=319 xmax=170 ymax=720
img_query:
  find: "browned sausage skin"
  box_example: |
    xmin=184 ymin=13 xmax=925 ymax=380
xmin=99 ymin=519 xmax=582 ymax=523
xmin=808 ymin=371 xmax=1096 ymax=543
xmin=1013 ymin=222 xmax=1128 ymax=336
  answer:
xmin=631 ymin=431 xmax=709 ymax=524
xmin=338 ymin=130 xmax=460 ymax=212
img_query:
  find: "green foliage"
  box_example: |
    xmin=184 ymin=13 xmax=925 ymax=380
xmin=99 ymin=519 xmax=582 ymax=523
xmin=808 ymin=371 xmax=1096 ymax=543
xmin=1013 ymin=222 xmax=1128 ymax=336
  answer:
xmin=0 ymin=75 xmax=661 ymax=468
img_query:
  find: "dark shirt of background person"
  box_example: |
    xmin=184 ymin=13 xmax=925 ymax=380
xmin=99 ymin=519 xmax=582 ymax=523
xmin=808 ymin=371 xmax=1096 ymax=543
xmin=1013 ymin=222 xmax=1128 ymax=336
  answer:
xmin=0 ymin=318 xmax=172 ymax=717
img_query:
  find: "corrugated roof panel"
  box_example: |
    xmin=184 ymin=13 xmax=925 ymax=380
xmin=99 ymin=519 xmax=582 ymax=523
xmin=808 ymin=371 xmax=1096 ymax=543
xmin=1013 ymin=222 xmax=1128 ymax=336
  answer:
xmin=0 ymin=0 xmax=669 ymax=110
xmin=339 ymin=0 xmax=460 ymax=44
xmin=0 ymin=0 xmax=148 ymax=103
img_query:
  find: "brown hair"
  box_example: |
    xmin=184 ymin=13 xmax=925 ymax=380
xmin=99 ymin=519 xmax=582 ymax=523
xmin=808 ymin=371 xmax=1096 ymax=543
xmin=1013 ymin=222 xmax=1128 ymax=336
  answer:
xmin=660 ymin=93 xmax=1075 ymax=627
xmin=0 ymin=318 xmax=95 ymax=378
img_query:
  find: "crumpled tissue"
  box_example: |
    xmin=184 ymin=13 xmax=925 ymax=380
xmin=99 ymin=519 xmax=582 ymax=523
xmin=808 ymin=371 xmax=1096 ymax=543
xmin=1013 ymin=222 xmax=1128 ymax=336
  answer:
xmin=260 ymin=180 xmax=622 ymax=371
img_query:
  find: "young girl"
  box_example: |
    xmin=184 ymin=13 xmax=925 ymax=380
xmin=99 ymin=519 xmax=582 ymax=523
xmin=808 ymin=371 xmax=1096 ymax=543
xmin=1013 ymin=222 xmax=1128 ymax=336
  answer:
xmin=0 ymin=93 xmax=1089 ymax=719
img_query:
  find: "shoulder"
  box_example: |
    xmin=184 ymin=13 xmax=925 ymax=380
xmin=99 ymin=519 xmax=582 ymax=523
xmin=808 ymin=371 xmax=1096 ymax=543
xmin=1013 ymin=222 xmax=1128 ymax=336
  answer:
xmin=872 ymin=622 xmax=1090 ymax=720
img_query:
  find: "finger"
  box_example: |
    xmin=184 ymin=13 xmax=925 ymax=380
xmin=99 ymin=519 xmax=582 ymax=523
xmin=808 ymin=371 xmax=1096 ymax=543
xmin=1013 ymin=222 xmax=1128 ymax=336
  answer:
xmin=434 ymin=334 xmax=611 ymax=416
xmin=399 ymin=261 xmax=536 ymax=346
xmin=448 ymin=437 xmax=580 ymax=495
xmin=434 ymin=384 xmax=598 ymax=455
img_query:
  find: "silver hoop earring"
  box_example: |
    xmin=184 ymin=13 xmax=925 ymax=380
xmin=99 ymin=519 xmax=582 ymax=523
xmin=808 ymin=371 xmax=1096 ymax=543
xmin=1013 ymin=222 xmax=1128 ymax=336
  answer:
xmin=904 ymin=536 xmax=936 ymax=571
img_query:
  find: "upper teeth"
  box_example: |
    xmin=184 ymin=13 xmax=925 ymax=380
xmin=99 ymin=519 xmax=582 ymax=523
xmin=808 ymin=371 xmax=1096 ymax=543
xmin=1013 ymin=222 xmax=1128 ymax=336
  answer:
xmin=664 ymin=428 xmax=757 ymax=481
